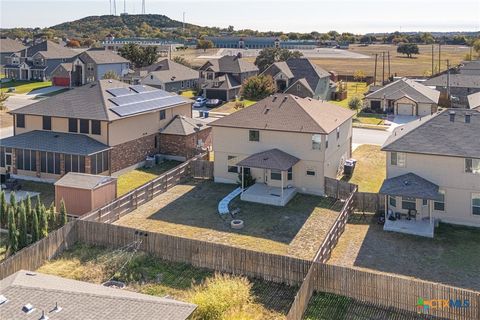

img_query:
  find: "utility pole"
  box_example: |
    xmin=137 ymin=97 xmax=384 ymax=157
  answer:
xmin=446 ymin=59 xmax=451 ymax=98
xmin=124 ymin=0 xmax=126 ymax=14
xmin=373 ymin=53 xmax=378 ymax=86
xmin=431 ymin=44 xmax=434 ymax=76
xmin=113 ymin=0 xmax=117 ymax=15
xmin=387 ymin=51 xmax=391 ymax=80
xmin=109 ymin=0 xmax=112 ymax=15
xmin=382 ymin=52 xmax=385 ymax=85
xmin=142 ymin=0 xmax=145 ymax=14
xmin=183 ymin=12 xmax=186 ymax=32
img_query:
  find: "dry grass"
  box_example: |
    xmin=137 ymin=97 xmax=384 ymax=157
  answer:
xmin=114 ymin=180 xmax=341 ymax=260
xmin=210 ymin=99 xmax=257 ymax=114
xmin=342 ymin=145 xmax=386 ymax=193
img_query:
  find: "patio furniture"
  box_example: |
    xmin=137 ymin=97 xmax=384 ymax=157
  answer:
xmin=408 ymin=209 xmax=417 ymax=220
xmin=5 ymin=179 xmax=21 ymax=191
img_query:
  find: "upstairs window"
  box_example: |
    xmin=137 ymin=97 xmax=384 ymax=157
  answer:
xmin=159 ymin=110 xmax=166 ymax=120
xmin=91 ymin=120 xmax=101 ymax=135
xmin=16 ymin=114 xmax=25 ymax=128
xmin=390 ymin=152 xmax=406 ymax=167
xmin=249 ymin=130 xmax=259 ymax=142
xmin=312 ymin=134 xmax=322 ymax=150
xmin=472 ymin=193 xmax=480 ymax=215
xmin=42 ymin=116 xmax=51 ymax=130
xmin=465 ymin=158 xmax=480 ymax=174
xmin=80 ymin=119 xmax=89 ymax=134
xmin=68 ymin=118 xmax=78 ymax=133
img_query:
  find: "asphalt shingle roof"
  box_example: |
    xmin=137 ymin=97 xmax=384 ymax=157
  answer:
xmin=0 ymin=270 xmax=196 ymax=320
xmin=54 ymin=172 xmax=116 ymax=189
xmin=0 ymin=130 xmax=110 ymax=155
xmin=210 ymin=94 xmax=355 ymax=134
xmin=200 ymin=55 xmax=258 ymax=74
xmin=81 ymin=49 xmax=129 ymax=64
xmin=0 ymin=38 xmax=26 ymax=53
xmin=202 ymin=73 xmax=241 ymax=90
xmin=382 ymin=108 xmax=480 ymax=158
xmin=379 ymin=173 xmax=443 ymax=201
xmin=424 ymin=74 xmax=480 ymax=89
xmin=141 ymin=59 xmax=198 ymax=83
xmin=26 ymin=40 xmax=77 ymax=59
xmin=236 ymin=148 xmax=300 ymax=171
xmin=161 ymin=115 xmax=209 ymax=135
xmin=365 ymin=78 xmax=440 ymax=104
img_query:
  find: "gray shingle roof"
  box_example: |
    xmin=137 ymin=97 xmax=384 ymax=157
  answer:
xmin=26 ymin=40 xmax=77 ymax=59
xmin=161 ymin=115 xmax=209 ymax=135
xmin=365 ymin=78 xmax=440 ymax=104
xmin=210 ymin=94 xmax=355 ymax=134
xmin=202 ymin=73 xmax=241 ymax=90
xmin=468 ymin=91 xmax=480 ymax=109
xmin=141 ymin=59 xmax=198 ymax=83
xmin=424 ymin=74 xmax=480 ymax=89
xmin=236 ymin=148 xmax=300 ymax=171
xmin=0 ymin=270 xmax=196 ymax=320
xmin=379 ymin=173 xmax=443 ymax=201
xmin=382 ymin=108 xmax=480 ymax=158
xmin=54 ymin=172 xmax=116 ymax=189
xmin=81 ymin=49 xmax=129 ymax=64
xmin=0 ymin=130 xmax=110 ymax=155
xmin=285 ymin=78 xmax=314 ymax=96
xmin=200 ymin=55 xmax=258 ymax=74
xmin=0 ymin=38 xmax=26 ymax=53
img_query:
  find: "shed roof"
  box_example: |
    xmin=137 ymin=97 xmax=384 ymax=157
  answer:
xmin=55 ymin=173 xmax=116 ymax=189
xmin=379 ymin=173 xmax=443 ymax=201
xmin=236 ymin=148 xmax=300 ymax=171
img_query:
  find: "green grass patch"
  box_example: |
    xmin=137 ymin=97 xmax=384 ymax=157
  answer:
xmin=116 ymin=160 xmax=182 ymax=196
xmin=353 ymin=112 xmax=385 ymax=125
xmin=343 ymin=145 xmax=386 ymax=193
xmin=0 ymin=80 xmax=52 ymax=94
xmin=330 ymin=82 xmax=368 ymax=109
xmin=180 ymin=90 xmax=196 ymax=98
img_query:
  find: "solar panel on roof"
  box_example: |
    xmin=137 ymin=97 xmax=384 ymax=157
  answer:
xmin=106 ymin=87 xmax=133 ymax=97
xmin=130 ymin=85 xmax=148 ymax=93
xmin=109 ymin=90 xmax=171 ymax=106
xmin=110 ymin=95 xmax=187 ymax=117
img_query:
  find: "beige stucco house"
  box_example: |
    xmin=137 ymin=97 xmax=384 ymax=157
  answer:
xmin=0 ymin=80 xmax=193 ymax=181
xmin=364 ymin=78 xmax=440 ymax=116
xmin=380 ymin=109 xmax=480 ymax=237
xmin=211 ymin=94 xmax=355 ymax=206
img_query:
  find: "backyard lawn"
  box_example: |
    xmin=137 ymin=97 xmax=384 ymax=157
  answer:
xmin=343 ymin=144 xmax=386 ymax=193
xmin=37 ymin=244 xmax=298 ymax=319
xmin=328 ymin=213 xmax=480 ymax=292
xmin=330 ymin=82 xmax=368 ymax=109
xmin=210 ymin=98 xmax=257 ymax=114
xmin=0 ymin=80 xmax=52 ymax=94
xmin=116 ymin=160 xmax=182 ymax=196
xmin=115 ymin=180 xmax=342 ymax=260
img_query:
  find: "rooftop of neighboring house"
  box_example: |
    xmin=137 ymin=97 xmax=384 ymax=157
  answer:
xmin=468 ymin=91 xmax=480 ymax=109
xmin=263 ymin=58 xmax=331 ymax=93
xmin=423 ymin=73 xmax=480 ymax=89
xmin=80 ymin=48 xmax=129 ymax=65
xmin=9 ymin=79 xmax=191 ymax=121
xmin=199 ymin=55 xmax=258 ymax=74
xmin=23 ymin=40 xmax=77 ymax=59
xmin=201 ymin=73 xmax=241 ymax=90
xmin=458 ymin=60 xmax=480 ymax=73
xmin=0 ymin=270 xmax=196 ymax=320
xmin=365 ymin=78 xmax=440 ymax=104
xmin=0 ymin=38 xmax=26 ymax=53
xmin=382 ymin=108 xmax=480 ymax=158
xmin=210 ymin=93 xmax=355 ymax=134
xmin=141 ymin=58 xmax=198 ymax=83
xmin=161 ymin=115 xmax=209 ymax=135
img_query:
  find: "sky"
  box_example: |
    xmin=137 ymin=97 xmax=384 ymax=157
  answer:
xmin=1 ymin=0 xmax=479 ymax=33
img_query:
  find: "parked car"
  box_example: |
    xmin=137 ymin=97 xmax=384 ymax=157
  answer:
xmin=193 ymin=97 xmax=207 ymax=108
xmin=206 ymin=99 xmax=222 ymax=108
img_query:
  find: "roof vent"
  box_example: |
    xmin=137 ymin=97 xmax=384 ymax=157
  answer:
xmin=449 ymin=111 xmax=455 ymax=122
xmin=22 ymin=303 xmax=35 ymax=314
xmin=403 ymin=180 xmax=410 ymax=186
xmin=465 ymin=113 xmax=471 ymax=123
xmin=108 ymin=80 xmax=113 ymax=83
xmin=39 ymin=310 xmax=49 ymax=320
xmin=0 ymin=295 xmax=8 ymax=305
xmin=51 ymin=302 xmax=62 ymax=313
xmin=264 ymin=108 xmax=270 ymax=114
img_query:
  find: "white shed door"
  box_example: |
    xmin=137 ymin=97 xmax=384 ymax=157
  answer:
xmin=397 ymin=103 xmax=414 ymax=116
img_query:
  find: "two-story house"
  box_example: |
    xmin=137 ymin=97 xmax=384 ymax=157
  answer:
xmin=380 ymin=109 xmax=480 ymax=237
xmin=199 ymin=55 xmax=258 ymax=101
xmin=50 ymin=49 xmax=130 ymax=87
xmin=261 ymin=58 xmax=335 ymax=100
xmin=210 ymin=94 xmax=354 ymax=206
xmin=3 ymin=40 xmax=77 ymax=81
xmin=0 ymin=38 xmax=26 ymax=67
xmin=424 ymin=74 xmax=480 ymax=108
xmin=0 ymin=80 xmax=193 ymax=181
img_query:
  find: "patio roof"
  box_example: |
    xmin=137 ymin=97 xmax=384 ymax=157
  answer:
xmin=236 ymin=148 xmax=300 ymax=171
xmin=379 ymin=173 xmax=443 ymax=201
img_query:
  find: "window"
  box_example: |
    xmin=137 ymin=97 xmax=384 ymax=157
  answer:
xmin=390 ymin=152 xmax=406 ymax=167
xmin=42 ymin=116 xmax=51 ymax=130
xmin=434 ymin=190 xmax=445 ymax=211
xmin=150 ymin=75 xmax=154 ymax=80
xmin=271 ymin=169 xmax=281 ymax=180
xmin=312 ymin=134 xmax=322 ymax=150
xmin=472 ymin=194 xmax=480 ymax=215
xmin=296 ymin=84 xmax=301 ymax=92
xmin=68 ymin=118 xmax=78 ymax=133
xmin=80 ymin=119 xmax=89 ymax=134
xmin=306 ymin=169 xmax=316 ymax=176
xmin=16 ymin=114 xmax=25 ymax=128
xmin=287 ymin=167 xmax=293 ymax=180
xmin=0 ymin=147 xmax=4 ymax=167
xmin=401 ymin=197 xmax=416 ymax=210
xmin=91 ymin=120 xmax=101 ymax=135
xmin=389 ymin=196 xmax=396 ymax=207
xmin=325 ymin=135 xmax=329 ymax=149
xmin=465 ymin=158 xmax=480 ymax=174
xmin=40 ymin=152 xmax=60 ymax=174
xmin=181 ymin=81 xmax=185 ymax=88
xmin=249 ymin=130 xmax=259 ymax=142
xmin=87 ymin=63 xmax=94 ymax=71
xmin=336 ymin=127 xmax=340 ymax=140
xmin=91 ymin=151 xmax=109 ymax=174
xmin=15 ymin=149 xmax=35 ymax=171
xmin=159 ymin=110 xmax=166 ymax=120
xmin=422 ymin=199 xmax=428 ymax=206
xmin=227 ymin=155 xmax=238 ymax=173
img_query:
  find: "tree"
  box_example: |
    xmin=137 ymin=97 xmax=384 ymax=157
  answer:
xmin=31 ymin=208 xmax=39 ymax=243
xmin=66 ymin=39 xmax=81 ymax=48
xmin=360 ymin=35 xmax=373 ymax=44
xmin=7 ymin=207 xmax=18 ymax=254
xmin=397 ymin=43 xmax=419 ymax=58
xmin=353 ymin=70 xmax=366 ymax=92
xmin=9 ymin=192 xmax=16 ymax=215
xmin=18 ymin=203 xmax=28 ymax=249
xmin=48 ymin=202 xmax=57 ymax=230
xmin=59 ymin=199 xmax=68 ymax=227
xmin=0 ymin=190 xmax=6 ymax=229
xmin=172 ymin=56 xmax=191 ymax=68
xmin=119 ymin=43 xmax=159 ymax=68
xmin=39 ymin=205 xmax=48 ymax=239
xmin=196 ymin=39 xmax=214 ymax=52
xmin=0 ymin=91 xmax=9 ymax=111
xmin=473 ymin=39 xmax=480 ymax=57
xmin=254 ymin=48 xmax=304 ymax=72
xmin=25 ymin=194 xmax=32 ymax=233
xmin=348 ymin=96 xmax=363 ymax=113
xmin=421 ymin=32 xmax=435 ymax=44
xmin=241 ymin=75 xmax=276 ymax=101
xmin=102 ymin=70 xmax=120 ymax=80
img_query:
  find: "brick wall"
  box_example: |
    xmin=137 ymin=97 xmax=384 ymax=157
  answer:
xmin=159 ymin=127 xmax=212 ymax=159
xmin=110 ymin=133 xmax=158 ymax=173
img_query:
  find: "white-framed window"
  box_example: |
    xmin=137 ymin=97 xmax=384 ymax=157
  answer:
xmin=465 ymin=158 xmax=480 ymax=174
xmin=270 ymin=169 xmax=281 ymax=180
xmin=227 ymin=155 xmax=238 ymax=173
xmin=249 ymin=130 xmax=259 ymax=142
xmin=389 ymin=196 xmax=396 ymax=207
xmin=390 ymin=152 xmax=406 ymax=167
xmin=312 ymin=134 xmax=322 ymax=150
xmin=434 ymin=190 xmax=445 ymax=211
xmin=472 ymin=193 xmax=480 ymax=216
xmin=401 ymin=197 xmax=416 ymax=210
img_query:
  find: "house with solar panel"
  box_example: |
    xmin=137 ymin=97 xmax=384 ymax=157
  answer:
xmin=0 ymin=80 xmax=196 ymax=181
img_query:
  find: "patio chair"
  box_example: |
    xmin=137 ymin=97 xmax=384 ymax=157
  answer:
xmin=408 ymin=209 xmax=417 ymax=220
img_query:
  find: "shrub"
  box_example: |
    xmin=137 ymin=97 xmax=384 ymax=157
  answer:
xmin=348 ymin=96 xmax=362 ymax=111
xmin=234 ymin=101 xmax=244 ymax=109
xmin=240 ymin=75 xmax=276 ymax=101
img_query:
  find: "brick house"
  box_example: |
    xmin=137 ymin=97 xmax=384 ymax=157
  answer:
xmin=0 ymin=80 xmax=193 ymax=181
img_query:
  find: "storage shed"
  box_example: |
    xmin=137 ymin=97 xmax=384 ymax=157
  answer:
xmin=55 ymin=172 xmax=117 ymax=217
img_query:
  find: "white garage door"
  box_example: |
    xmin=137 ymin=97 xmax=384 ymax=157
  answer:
xmin=397 ymin=103 xmax=414 ymax=116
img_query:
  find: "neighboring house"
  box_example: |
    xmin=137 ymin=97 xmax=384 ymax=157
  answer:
xmin=159 ymin=115 xmax=212 ymax=159
xmin=211 ymin=94 xmax=355 ymax=206
xmin=457 ymin=60 xmax=480 ymax=75
xmin=0 ymin=38 xmax=26 ymax=66
xmin=204 ymin=36 xmax=319 ymax=49
xmin=138 ymin=59 xmax=199 ymax=93
xmin=468 ymin=91 xmax=480 ymax=109
xmin=364 ymin=78 xmax=440 ymax=116
xmin=380 ymin=109 xmax=480 ymax=237
xmin=199 ymin=55 xmax=258 ymax=100
xmin=3 ymin=40 xmax=77 ymax=81
xmin=102 ymin=34 xmax=183 ymax=54
xmin=424 ymin=74 xmax=480 ymax=108
xmin=261 ymin=58 xmax=335 ymax=100
xmin=50 ymin=49 xmax=130 ymax=87
xmin=0 ymin=80 xmax=193 ymax=181
xmin=0 ymin=270 xmax=196 ymax=320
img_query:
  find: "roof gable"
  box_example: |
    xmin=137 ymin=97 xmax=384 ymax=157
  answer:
xmin=365 ymin=78 xmax=440 ymax=104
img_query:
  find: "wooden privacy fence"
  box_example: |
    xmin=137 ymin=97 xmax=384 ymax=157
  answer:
xmin=0 ymin=222 xmax=76 ymax=280
xmin=80 ymin=154 xmax=207 ymax=223
xmin=191 ymin=159 xmax=214 ymax=179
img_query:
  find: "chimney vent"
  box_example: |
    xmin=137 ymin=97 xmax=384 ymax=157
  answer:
xmin=465 ymin=113 xmax=471 ymax=123
xmin=39 ymin=310 xmax=49 ymax=320
xmin=449 ymin=111 xmax=455 ymax=122
xmin=22 ymin=303 xmax=35 ymax=314
xmin=51 ymin=302 xmax=62 ymax=313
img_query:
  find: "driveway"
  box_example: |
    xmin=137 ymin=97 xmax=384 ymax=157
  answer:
xmin=352 ymin=128 xmax=390 ymax=147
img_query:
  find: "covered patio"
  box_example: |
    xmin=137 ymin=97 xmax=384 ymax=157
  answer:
xmin=380 ymin=173 xmax=444 ymax=238
xmin=237 ymin=148 xmax=299 ymax=206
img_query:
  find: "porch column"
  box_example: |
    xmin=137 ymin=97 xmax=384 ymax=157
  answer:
xmin=384 ymin=195 xmax=388 ymax=220
xmin=281 ymin=170 xmax=284 ymax=200
xmin=241 ymin=166 xmax=244 ymax=192
xmin=429 ymin=200 xmax=433 ymax=224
